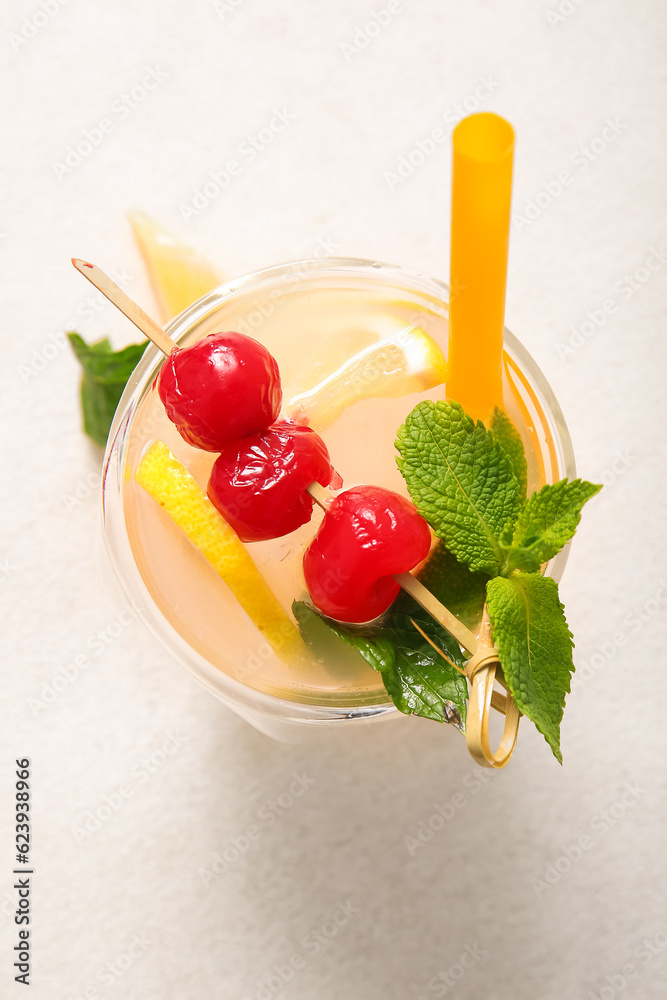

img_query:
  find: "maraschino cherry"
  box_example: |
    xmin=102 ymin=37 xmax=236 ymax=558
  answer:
xmin=303 ymin=486 xmax=432 ymax=623
xmin=157 ymin=332 xmax=282 ymax=451
xmin=208 ymin=421 xmax=341 ymax=542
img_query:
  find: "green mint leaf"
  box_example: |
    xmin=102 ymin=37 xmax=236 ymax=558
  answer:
xmin=504 ymin=478 xmax=602 ymax=573
xmin=67 ymin=332 xmax=147 ymax=383
xmin=293 ymin=598 xmax=468 ymax=730
xmin=486 ymin=572 xmax=574 ymax=762
xmin=490 ymin=407 xmax=528 ymax=500
xmin=416 ymin=542 xmax=488 ymax=632
xmin=80 ymin=376 xmax=126 ymax=449
xmin=381 ymin=617 xmax=468 ymax=730
xmin=395 ymin=399 xmax=522 ymax=575
xmin=68 ymin=332 xmax=147 ymax=446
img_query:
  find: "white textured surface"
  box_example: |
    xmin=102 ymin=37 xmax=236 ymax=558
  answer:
xmin=2 ymin=1 xmax=667 ymax=997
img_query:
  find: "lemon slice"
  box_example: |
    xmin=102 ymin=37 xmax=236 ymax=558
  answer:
xmin=275 ymin=292 xmax=434 ymax=400
xmin=128 ymin=211 xmax=223 ymax=322
xmin=285 ymin=320 xmax=447 ymax=430
xmin=136 ymin=441 xmax=307 ymax=662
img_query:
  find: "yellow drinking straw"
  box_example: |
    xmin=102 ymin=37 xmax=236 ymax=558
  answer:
xmin=447 ymin=113 xmax=515 ymax=424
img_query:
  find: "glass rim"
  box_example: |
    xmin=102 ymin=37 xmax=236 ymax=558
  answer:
xmin=101 ymin=256 xmax=576 ymax=726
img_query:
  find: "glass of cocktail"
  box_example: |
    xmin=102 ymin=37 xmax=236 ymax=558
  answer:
xmin=101 ymin=256 xmax=575 ymax=741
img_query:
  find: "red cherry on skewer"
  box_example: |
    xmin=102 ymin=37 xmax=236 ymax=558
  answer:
xmin=66 ymin=264 xmax=455 ymax=632
xmin=207 ymin=421 xmax=342 ymax=543
xmin=157 ymin=331 xmax=282 ymax=452
xmin=303 ymin=485 xmax=432 ymax=624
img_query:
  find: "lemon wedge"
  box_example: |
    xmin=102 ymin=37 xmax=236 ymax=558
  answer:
xmin=285 ymin=319 xmax=447 ymax=430
xmin=128 ymin=211 xmax=223 ymax=322
xmin=136 ymin=441 xmax=307 ymax=662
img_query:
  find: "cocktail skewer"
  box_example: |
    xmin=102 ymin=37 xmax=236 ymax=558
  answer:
xmin=71 ymin=259 xmax=176 ymax=357
xmin=72 ymin=257 xmax=518 ymax=767
xmin=72 ymin=258 xmax=477 ymax=649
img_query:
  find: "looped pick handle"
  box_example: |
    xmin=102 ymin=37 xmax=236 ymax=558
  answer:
xmin=465 ymin=648 xmax=521 ymax=769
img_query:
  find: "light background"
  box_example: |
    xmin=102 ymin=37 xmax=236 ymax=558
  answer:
xmin=2 ymin=1 xmax=667 ymax=998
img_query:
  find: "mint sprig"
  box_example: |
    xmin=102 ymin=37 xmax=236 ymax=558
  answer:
xmin=68 ymin=332 xmax=147 ymax=446
xmin=396 ymin=399 xmax=601 ymax=761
